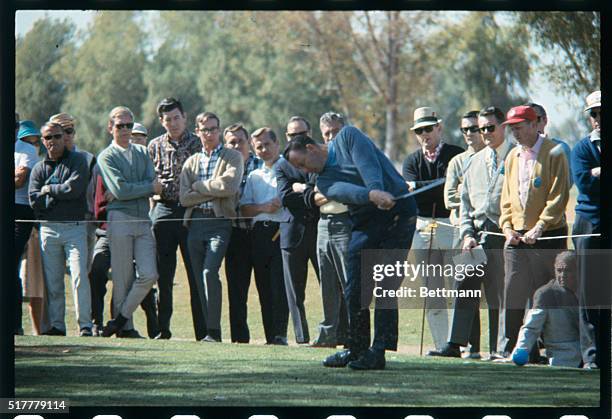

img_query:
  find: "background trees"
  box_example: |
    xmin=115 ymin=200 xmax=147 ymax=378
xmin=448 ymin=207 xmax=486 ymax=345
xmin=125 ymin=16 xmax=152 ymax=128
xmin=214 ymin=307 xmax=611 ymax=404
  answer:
xmin=15 ymin=11 xmax=599 ymax=156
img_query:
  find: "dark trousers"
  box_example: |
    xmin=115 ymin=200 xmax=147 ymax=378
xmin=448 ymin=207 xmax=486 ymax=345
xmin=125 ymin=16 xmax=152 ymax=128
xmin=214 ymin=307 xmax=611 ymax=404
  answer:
xmin=152 ymin=204 xmax=206 ymax=340
xmin=501 ymin=226 xmax=567 ymax=354
xmin=225 ymin=224 xmax=288 ymax=343
xmin=573 ymin=214 xmax=602 ymax=366
xmin=281 ymin=220 xmax=319 ymax=343
xmin=448 ymin=223 xmax=504 ymax=353
xmin=15 ymin=204 xmax=34 ymax=333
xmin=345 ymin=205 xmax=416 ymax=356
xmin=89 ymin=234 xmax=158 ymax=337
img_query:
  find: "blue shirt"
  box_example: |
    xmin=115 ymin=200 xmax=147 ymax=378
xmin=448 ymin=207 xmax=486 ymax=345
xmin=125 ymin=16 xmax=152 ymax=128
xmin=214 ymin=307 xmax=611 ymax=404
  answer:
xmin=316 ymin=126 xmax=415 ymax=216
xmin=240 ymin=159 xmax=290 ymax=224
xmin=14 ymin=139 xmax=39 ymax=205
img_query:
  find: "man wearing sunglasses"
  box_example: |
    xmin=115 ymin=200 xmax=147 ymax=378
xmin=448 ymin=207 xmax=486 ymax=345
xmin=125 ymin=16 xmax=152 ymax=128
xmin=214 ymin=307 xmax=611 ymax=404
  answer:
xmin=148 ymin=98 xmax=203 ymax=341
xmin=97 ymin=106 xmax=163 ymax=337
xmin=274 ymin=116 xmax=321 ymax=345
xmin=29 ymin=122 xmax=92 ymax=336
xmin=402 ymin=107 xmax=464 ymax=354
xmin=571 ymin=90 xmax=601 ymax=369
xmin=430 ymin=106 xmax=514 ymax=360
xmin=179 ymin=112 xmax=244 ymax=343
xmin=498 ymin=105 xmax=570 ymax=363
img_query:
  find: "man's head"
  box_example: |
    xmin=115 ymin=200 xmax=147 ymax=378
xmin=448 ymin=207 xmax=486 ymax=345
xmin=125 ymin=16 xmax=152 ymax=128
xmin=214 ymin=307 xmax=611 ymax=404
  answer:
xmin=286 ymin=116 xmax=311 ymax=142
xmin=584 ymin=90 xmax=601 ymax=132
xmin=49 ymin=112 xmax=77 ymax=151
xmin=502 ymin=105 xmax=539 ymax=146
xmin=223 ymin=123 xmax=250 ymax=161
xmin=157 ymin=97 xmax=186 ymax=140
xmin=250 ymin=127 xmax=279 ymax=164
xmin=283 ymin=135 xmax=327 ymax=174
xmin=478 ymin=106 xmax=506 ymax=149
xmin=554 ymin=251 xmax=577 ymax=292
xmin=131 ymin=122 xmax=148 ymax=146
xmin=319 ymin=112 xmax=345 ymax=143
xmin=195 ymin=112 xmax=221 ymax=150
xmin=523 ymin=102 xmax=549 ymax=135
xmin=459 ymin=110 xmax=483 ymax=149
xmin=17 ymin=120 xmax=41 ymax=146
xmin=40 ymin=122 xmax=65 ymax=159
xmin=107 ymin=106 xmax=135 ymax=145
xmin=410 ymin=107 xmax=443 ymax=151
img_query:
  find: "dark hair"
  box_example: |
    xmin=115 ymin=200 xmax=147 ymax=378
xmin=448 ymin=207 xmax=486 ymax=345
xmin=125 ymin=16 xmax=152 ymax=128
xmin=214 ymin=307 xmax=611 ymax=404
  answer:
xmin=157 ymin=97 xmax=184 ymax=117
xmin=282 ymin=134 xmax=316 ymax=160
xmin=251 ymin=127 xmax=277 ymax=143
xmin=40 ymin=121 xmax=64 ymax=133
xmin=288 ymin=115 xmax=311 ymax=131
xmin=195 ymin=112 xmax=220 ymax=128
xmin=478 ymin=106 xmax=505 ymax=125
xmin=462 ymin=110 xmax=479 ymax=119
xmin=223 ymin=123 xmax=249 ymax=142
xmin=526 ymin=102 xmax=547 ymax=118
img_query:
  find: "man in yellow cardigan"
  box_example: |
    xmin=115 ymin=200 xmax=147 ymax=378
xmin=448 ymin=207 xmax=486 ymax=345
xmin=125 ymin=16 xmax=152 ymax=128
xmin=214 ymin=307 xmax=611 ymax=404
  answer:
xmin=498 ymin=105 xmax=570 ymax=361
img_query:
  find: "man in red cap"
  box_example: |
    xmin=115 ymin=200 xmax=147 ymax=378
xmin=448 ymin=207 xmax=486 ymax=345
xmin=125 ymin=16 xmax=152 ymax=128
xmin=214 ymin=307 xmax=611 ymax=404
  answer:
xmin=498 ymin=105 xmax=570 ymax=361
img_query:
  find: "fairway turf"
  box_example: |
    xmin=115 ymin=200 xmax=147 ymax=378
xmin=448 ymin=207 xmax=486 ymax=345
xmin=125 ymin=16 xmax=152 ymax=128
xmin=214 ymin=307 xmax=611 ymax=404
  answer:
xmin=15 ymin=335 xmax=599 ymax=407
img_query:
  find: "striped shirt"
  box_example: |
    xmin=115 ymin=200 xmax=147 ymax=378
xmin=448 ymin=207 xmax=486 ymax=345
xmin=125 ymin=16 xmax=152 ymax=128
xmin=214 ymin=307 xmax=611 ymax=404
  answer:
xmin=235 ymin=153 xmax=263 ymax=229
xmin=197 ymin=143 xmax=223 ymax=209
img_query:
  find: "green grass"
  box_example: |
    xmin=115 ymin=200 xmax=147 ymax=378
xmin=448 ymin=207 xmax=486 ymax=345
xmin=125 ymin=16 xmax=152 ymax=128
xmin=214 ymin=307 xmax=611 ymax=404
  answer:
xmin=15 ymin=335 xmax=599 ymax=407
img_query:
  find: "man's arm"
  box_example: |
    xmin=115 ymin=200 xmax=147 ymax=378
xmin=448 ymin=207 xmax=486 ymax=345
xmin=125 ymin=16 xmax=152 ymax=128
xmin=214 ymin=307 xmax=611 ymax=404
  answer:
xmin=46 ymin=154 xmax=89 ymax=200
xmin=192 ymin=151 xmax=244 ymax=198
xmin=98 ymin=152 xmax=155 ymax=201
xmin=571 ymin=141 xmax=600 ymax=196
xmin=444 ymin=155 xmax=462 ymax=212
xmin=15 ymin=166 xmax=30 ymax=189
xmin=535 ymin=151 xmax=570 ymax=230
xmin=275 ymin=160 xmax=314 ymax=210
xmin=459 ymin=173 xmax=477 ymax=243
xmin=28 ymin=163 xmax=50 ymax=211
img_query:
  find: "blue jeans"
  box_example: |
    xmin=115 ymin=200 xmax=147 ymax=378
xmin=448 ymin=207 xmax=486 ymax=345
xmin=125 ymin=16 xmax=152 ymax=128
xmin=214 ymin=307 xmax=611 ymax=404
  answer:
xmin=40 ymin=222 xmax=92 ymax=332
xmin=345 ymin=202 xmax=416 ymax=355
xmin=187 ymin=214 xmax=232 ymax=336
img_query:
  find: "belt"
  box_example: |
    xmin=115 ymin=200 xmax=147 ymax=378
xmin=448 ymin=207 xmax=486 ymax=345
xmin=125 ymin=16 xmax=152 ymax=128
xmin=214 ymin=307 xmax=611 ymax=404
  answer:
xmin=320 ymin=212 xmax=349 ymax=219
xmin=192 ymin=208 xmax=216 ymax=217
xmin=253 ymin=220 xmax=279 ymax=228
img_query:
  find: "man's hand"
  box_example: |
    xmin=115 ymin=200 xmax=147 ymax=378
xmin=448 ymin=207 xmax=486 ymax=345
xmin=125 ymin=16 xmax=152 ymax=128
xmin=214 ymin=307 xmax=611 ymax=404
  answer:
xmin=152 ymin=180 xmax=163 ymax=195
xmin=462 ymin=236 xmax=478 ymax=252
xmin=292 ymin=182 xmax=306 ymax=193
xmin=521 ymin=224 xmax=543 ymax=245
xmin=504 ymin=227 xmax=521 ymax=247
xmin=314 ymin=192 xmax=329 ymax=207
xmin=406 ymin=181 xmax=415 ymax=192
xmin=591 ymin=167 xmax=601 ymax=178
xmin=104 ymin=190 xmax=116 ymax=203
xmin=40 ymin=185 xmax=51 ymax=195
xmin=369 ymin=189 xmax=396 ymax=210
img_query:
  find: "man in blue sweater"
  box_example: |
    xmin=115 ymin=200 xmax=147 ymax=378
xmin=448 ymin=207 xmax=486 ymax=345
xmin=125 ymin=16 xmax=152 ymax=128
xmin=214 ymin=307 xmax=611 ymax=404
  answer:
xmin=571 ymin=90 xmax=601 ymax=369
xmin=284 ymin=126 xmax=417 ymax=370
xmin=97 ymin=106 xmax=163 ymax=337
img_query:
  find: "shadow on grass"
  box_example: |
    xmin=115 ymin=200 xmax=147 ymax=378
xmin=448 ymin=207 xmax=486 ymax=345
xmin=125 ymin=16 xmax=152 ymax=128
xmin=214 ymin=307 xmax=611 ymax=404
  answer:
xmin=15 ymin=346 xmax=600 ymax=407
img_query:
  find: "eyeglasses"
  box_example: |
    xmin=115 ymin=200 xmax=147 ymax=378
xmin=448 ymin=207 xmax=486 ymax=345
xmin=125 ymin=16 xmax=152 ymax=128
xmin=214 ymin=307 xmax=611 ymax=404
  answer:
xmin=460 ymin=126 xmax=480 ymax=134
xmin=287 ymin=130 xmax=308 ymax=138
xmin=200 ymin=126 xmax=219 ymax=134
xmin=115 ymin=122 xmax=134 ymax=130
xmin=414 ymin=125 xmax=436 ymax=135
xmin=590 ymin=110 xmax=600 ymax=119
xmin=43 ymin=134 xmax=63 ymax=141
xmin=479 ymin=125 xmax=496 ymax=133
xmin=64 ymin=127 xmax=75 ymax=135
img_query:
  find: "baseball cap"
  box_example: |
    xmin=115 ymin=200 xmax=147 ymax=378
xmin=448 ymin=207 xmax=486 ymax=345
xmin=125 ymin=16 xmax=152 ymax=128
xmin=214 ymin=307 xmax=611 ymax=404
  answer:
xmin=501 ymin=105 xmax=537 ymax=125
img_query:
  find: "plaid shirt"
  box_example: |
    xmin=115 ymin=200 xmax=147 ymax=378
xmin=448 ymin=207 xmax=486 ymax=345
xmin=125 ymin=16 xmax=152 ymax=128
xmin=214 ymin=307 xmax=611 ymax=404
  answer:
xmin=235 ymin=153 xmax=263 ymax=229
xmin=148 ymin=130 xmax=201 ymax=203
xmin=197 ymin=143 xmax=224 ymax=209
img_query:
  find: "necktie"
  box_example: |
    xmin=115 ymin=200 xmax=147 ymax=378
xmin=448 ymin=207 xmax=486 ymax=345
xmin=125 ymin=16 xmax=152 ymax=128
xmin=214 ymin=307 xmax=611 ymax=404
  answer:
xmin=490 ymin=148 xmax=497 ymax=179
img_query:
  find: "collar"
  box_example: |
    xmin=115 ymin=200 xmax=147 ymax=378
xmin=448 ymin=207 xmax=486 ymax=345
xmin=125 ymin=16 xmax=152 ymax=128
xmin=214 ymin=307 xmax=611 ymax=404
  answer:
xmin=111 ymin=141 xmax=131 ymax=152
xmin=45 ymin=147 xmax=70 ymax=163
xmin=520 ymin=134 xmax=544 ymax=155
xmin=590 ymin=129 xmax=601 ymax=142
xmin=164 ymin=130 xmax=191 ymax=144
xmin=203 ymin=142 xmax=223 ymax=157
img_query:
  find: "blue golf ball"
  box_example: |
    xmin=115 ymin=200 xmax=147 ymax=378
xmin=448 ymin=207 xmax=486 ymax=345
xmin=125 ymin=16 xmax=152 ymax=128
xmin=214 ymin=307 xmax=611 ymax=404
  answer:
xmin=512 ymin=348 xmax=529 ymax=366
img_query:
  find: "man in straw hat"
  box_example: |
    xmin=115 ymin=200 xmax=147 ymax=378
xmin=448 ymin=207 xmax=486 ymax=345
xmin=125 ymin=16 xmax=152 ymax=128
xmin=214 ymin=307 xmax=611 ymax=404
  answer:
xmin=402 ymin=107 xmax=464 ymax=354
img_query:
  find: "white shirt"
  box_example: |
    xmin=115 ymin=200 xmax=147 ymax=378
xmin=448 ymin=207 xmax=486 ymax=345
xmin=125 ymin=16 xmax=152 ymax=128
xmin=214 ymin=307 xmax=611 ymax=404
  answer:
xmin=240 ymin=160 xmax=290 ymax=223
xmin=14 ymin=139 xmax=39 ymax=205
xmin=111 ymin=142 xmax=133 ymax=165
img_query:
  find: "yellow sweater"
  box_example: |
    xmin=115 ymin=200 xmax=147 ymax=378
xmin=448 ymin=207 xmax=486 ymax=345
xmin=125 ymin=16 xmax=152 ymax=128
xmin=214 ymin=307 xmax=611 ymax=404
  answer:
xmin=499 ymin=138 xmax=569 ymax=232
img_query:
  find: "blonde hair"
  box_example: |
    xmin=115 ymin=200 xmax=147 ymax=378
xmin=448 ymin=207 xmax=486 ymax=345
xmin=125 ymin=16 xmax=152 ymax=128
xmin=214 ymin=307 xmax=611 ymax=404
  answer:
xmin=49 ymin=112 xmax=76 ymax=127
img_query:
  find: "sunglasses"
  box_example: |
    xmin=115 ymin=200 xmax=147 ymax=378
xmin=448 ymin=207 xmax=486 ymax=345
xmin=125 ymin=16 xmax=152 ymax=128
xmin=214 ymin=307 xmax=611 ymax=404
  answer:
xmin=589 ymin=110 xmax=600 ymax=119
xmin=64 ymin=127 xmax=75 ymax=135
xmin=479 ymin=125 xmax=496 ymax=133
xmin=115 ymin=122 xmax=135 ymax=130
xmin=460 ymin=126 xmax=480 ymax=134
xmin=43 ymin=133 xmax=63 ymax=141
xmin=200 ymin=126 xmax=219 ymax=134
xmin=414 ymin=125 xmax=436 ymax=135
xmin=287 ymin=130 xmax=308 ymax=138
